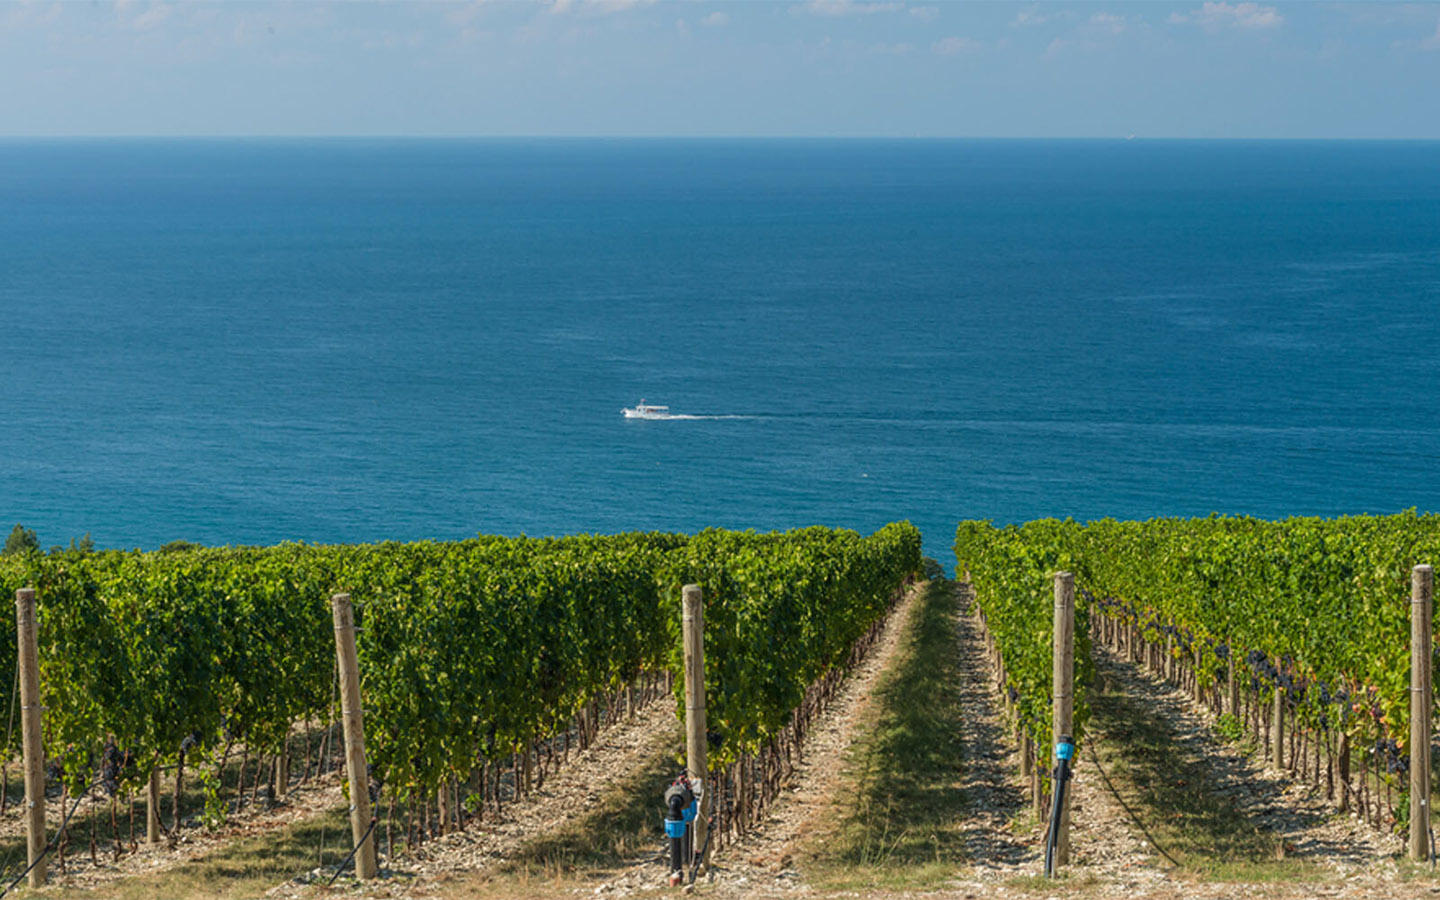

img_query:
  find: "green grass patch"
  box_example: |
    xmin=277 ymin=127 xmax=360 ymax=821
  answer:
xmin=806 ymin=580 xmax=967 ymax=887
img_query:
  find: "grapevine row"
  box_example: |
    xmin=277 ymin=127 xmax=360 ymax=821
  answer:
xmin=953 ymin=519 xmax=1095 ymax=757
xmin=956 ymin=512 xmax=1440 ymax=832
xmin=0 ymin=523 xmax=920 ymax=853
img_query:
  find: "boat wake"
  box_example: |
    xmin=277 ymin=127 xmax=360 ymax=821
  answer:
xmin=622 ymin=400 xmax=752 ymax=421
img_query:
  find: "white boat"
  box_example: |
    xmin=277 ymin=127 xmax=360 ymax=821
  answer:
xmin=622 ymin=399 xmax=671 ymax=419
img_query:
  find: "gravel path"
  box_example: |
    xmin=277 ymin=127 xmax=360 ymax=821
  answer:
xmin=582 ymin=584 xmax=927 ymax=899
xmin=398 ymin=694 xmax=680 ymax=880
xmin=951 ymin=583 xmax=1039 ymax=873
xmin=1087 ymin=646 xmax=1400 ymax=872
xmin=0 ymin=748 xmax=350 ymax=893
xmin=268 ymin=691 xmax=682 ymax=898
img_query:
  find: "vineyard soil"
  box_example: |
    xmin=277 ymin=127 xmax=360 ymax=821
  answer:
xmin=1085 ymin=647 xmax=1396 ymax=874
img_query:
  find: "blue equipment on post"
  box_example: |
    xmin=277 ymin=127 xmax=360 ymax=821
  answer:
xmin=663 ymin=775 xmax=699 ymax=886
xmin=1043 ymin=735 xmax=1076 ymax=878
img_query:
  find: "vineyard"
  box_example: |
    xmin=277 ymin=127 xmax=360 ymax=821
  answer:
xmin=0 ymin=522 xmax=922 ymax=886
xmin=0 ymin=511 xmax=1437 ymax=897
xmin=957 ymin=512 xmax=1440 ymax=857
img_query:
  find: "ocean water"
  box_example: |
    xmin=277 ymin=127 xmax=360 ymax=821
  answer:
xmin=1 ymin=139 xmax=1438 ymax=567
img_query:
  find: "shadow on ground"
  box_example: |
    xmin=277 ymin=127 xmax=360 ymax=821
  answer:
xmin=503 ymin=724 xmax=680 ymax=879
xmin=1088 ymin=653 xmax=1329 ymax=879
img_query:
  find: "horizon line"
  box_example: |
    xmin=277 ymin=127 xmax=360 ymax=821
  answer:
xmin=2 ymin=134 xmax=1440 ymax=143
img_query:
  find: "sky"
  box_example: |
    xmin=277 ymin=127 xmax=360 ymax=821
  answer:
xmin=0 ymin=1 xmax=1438 ymax=138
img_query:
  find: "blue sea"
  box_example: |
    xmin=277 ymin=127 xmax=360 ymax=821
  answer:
xmin=2 ymin=139 xmax=1438 ymax=567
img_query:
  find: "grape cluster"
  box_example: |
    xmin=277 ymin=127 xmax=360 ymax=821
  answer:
xmin=101 ymin=740 xmax=136 ymax=796
xmin=1090 ymin=593 xmax=1138 ymax=624
xmin=1373 ymin=737 xmax=1407 ymax=774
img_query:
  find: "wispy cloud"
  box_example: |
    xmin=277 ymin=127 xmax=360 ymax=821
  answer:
xmin=551 ymin=0 xmax=658 ymax=15
xmin=1089 ymin=12 xmax=1126 ymax=35
xmin=1170 ymin=2 xmax=1283 ymax=31
xmin=799 ymin=0 xmax=904 ymax=17
xmin=445 ymin=1 xmax=494 ymax=28
xmin=113 ymin=1 xmax=172 ymax=32
xmin=700 ymin=11 xmax=728 ymax=28
xmin=933 ymin=35 xmax=979 ymax=55
xmin=1386 ymin=14 xmax=1440 ymax=52
xmin=1422 ymin=18 xmax=1440 ymax=52
xmin=1 ymin=1 xmax=65 ymax=33
xmin=908 ymin=6 xmax=938 ymax=21
xmin=1011 ymin=5 xmax=1072 ymax=28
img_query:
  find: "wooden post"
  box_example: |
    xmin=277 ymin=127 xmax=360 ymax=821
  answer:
xmin=1192 ymin=649 xmax=1203 ymax=703
xmin=682 ymin=585 xmax=709 ymax=865
xmin=437 ymin=781 xmax=451 ymax=836
xmin=1337 ymin=731 xmax=1351 ymax=814
xmin=1272 ymin=686 xmax=1285 ymax=771
xmin=16 ymin=589 xmax=46 ymax=888
xmin=274 ymin=745 xmax=289 ymax=800
xmin=1227 ymin=656 xmax=1239 ymax=720
xmin=331 ymin=593 xmax=378 ymax=880
xmin=1031 ymin=763 xmax=1042 ymax=820
xmin=1052 ymin=572 xmax=1075 ymax=867
xmin=1411 ymin=565 xmax=1433 ymax=861
xmin=147 ymin=769 xmax=162 ymax=843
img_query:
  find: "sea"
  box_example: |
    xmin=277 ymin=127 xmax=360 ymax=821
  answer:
xmin=2 ymin=139 xmax=1438 ymax=569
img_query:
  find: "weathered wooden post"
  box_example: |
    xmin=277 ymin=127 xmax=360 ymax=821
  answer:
xmin=1031 ymin=761 xmax=1042 ymax=820
xmin=1192 ymin=648 xmax=1204 ymax=703
xmin=1227 ymin=655 xmax=1239 ymax=720
xmin=437 ymin=781 xmax=452 ymax=836
xmin=332 ymin=593 xmax=378 ymax=880
xmin=1337 ymin=730 xmax=1351 ymax=814
xmin=682 ymin=584 xmax=709 ymax=864
xmin=1272 ymin=684 xmax=1285 ymax=771
xmin=147 ymin=769 xmax=162 ymax=843
xmin=16 ymin=589 xmax=46 ymax=888
xmin=1052 ymin=572 xmax=1075 ymax=867
xmin=1411 ymin=565 xmax=1433 ymax=861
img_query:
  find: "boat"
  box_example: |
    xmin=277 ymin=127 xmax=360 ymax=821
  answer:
xmin=622 ymin=399 xmax=671 ymax=419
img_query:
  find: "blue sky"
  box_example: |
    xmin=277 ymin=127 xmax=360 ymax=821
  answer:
xmin=2 ymin=1 xmax=1438 ymax=137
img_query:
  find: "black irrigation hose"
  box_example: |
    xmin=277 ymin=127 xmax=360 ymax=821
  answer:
xmin=1043 ymin=738 xmax=1075 ymax=879
xmin=0 ymin=775 xmax=106 ymax=899
xmin=326 ymin=816 xmax=379 ymax=886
